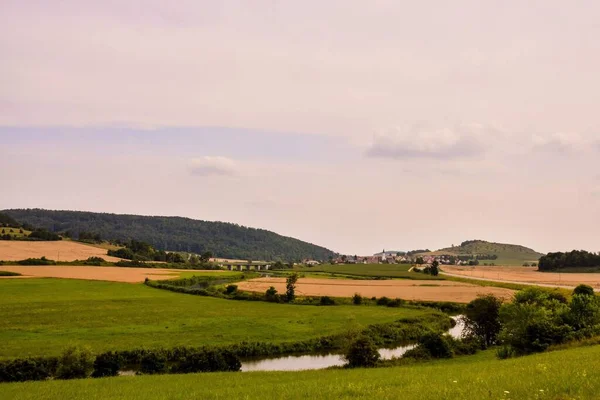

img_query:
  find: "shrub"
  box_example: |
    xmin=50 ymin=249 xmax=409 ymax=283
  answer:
xmin=172 ymin=350 xmax=241 ymax=374
xmin=352 ymin=293 xmax=363 ymax=305
xmin=0 ymin=357 xmax=57 ymax=383
xmin=376 ymin=297 xmax=390 ymax=306
xmin=16 ymin=257 xmax=56 ymax=266
xmin=265 ymin=286 xmax=279 ymax=302
xmin=226 ymin=284 xmax=238 ymax=294
xmin=92 ymin=351 xmax=122 ymax=378
xmin=344 ymin=336 xmax=380 ymax=368
xmin=387 ymin=299 xmax=404 ymax=308
xmin=140 ymin=353 xmax=168 ymax=375
xmin=320 ymin=296 xmax=335 ymax=306
xmin=496 ymin=345 xmax=514 ymax=359
xmin=285 ymin=273 xmax=299 ymax=302
xmin=574 ymin=284 xmax=595 ymax=297
xmin=56 ymin=346 xmax=95 ymax=380
xmin=418 ymin=332 xmax=453 ymax=359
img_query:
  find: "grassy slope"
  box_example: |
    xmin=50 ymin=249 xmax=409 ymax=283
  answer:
xmin=0 ymin=278 xmax=433 ymax=359
xmin=423 ymin=240 xmax=544 ymax=266
xmin=293 ymin=264 xmax=445 ymax=280
xmin=0 ymin=228 xmax=31 ymax=239
xmin=3 ymin=346 xmax=600 ymax=399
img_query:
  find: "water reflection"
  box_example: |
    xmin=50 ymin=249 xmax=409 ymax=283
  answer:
xmin=241 ymin=316 xmax=465 ymax=372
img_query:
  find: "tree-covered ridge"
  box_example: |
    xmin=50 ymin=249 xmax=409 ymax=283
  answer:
xmin=427 ymin=239 xmax=544 ymax=265
xmin=2 ymin=209 xmax=337 ymax=262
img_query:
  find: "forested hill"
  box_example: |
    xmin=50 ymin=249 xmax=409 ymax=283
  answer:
xmin=2 ymin=209 xmax=337 ymax=261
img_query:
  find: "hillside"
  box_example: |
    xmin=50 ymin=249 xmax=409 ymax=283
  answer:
xmin=2 ymin=209 xmax=337 ymax=262
xmin=423 ymin=240 xmax=544 ymax=265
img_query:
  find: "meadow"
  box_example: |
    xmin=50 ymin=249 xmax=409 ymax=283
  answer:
xmin=0 ymin=278 xmax=436 ymax=359
xmin=2 ymin=345 xmax=599 ymax=399
xmin=294 ymin=264 xmax=445 ymax=280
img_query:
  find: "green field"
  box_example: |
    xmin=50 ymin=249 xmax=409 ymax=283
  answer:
xmin=3 ymin=345 xmax=599 ymax=399
xmin=294 ymin=264 xmax=444 ymax=280
xmin=0 ymin=227 xmax=31 ymax=239
xmin=0 ymin=278 xmax=434 ymax=359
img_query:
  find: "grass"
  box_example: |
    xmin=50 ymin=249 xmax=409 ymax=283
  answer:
xmin=0 ymin=271 xmax=21 ymax=276
xmin=3 ymin=345 xmax=600 ymax=399
xmin=0 ymin=278 xmax=435 ymax=359
xmin=0 ymin=228 xmax=31 ymax=239
xmin=293 ymin=264 xmax=445 ymax=280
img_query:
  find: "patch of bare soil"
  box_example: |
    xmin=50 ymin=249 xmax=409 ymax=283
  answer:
xmin=237 ymin=277 xmax=514 ymax=303
xmin=0 ymin=241 xmax=123 ymax=262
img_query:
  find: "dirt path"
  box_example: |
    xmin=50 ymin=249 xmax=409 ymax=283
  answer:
xmin=236 ymin=277 xmax=514 ymax=303
xmin=0 ymin=266 xmax=224 ymax=283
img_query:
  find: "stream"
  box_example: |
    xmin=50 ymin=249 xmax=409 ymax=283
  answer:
xmin=241 ymin=316 xmax=465 ymax=372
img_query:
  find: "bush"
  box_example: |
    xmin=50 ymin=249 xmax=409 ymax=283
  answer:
xmin=92 ymin=351 xmax=122 ymax=378
xmin=0 ymin=357 xmax=57 ymax=383
xmin=344 ymin=336 xmax=380 ymax=368
xmin=56 ymin=346 xmax=95 ymax=380
xmin=574 ymin=284 xmax=595 ymax=297
xmin=140 ymin=353 xmax=168 ymax=375
xmin=265 ymin=286 xmax=279 ymax=302
xmin=496 ymin=345 xmax=514 ymax=359
xmin=418 ymin=332 xmax=453 ymax=359
xmin=387 ymin=299 xmax=404 ymax=308
xmin=320 ymin=296 xmax=335 ymax=306
xmin=172 ymin=349 xmax=241 ymax=374
xmin=376 ymin=297 xmax=390 ymax=306
xmin=226 ymin=284 xmax=238 ymax=294
xmin=16 ymin=257 xmax=56 ymax=266
xmin=352 ymin=293 xmax=363 ymax=305
xmin=462 ymin=294 xmax=502 ymax=347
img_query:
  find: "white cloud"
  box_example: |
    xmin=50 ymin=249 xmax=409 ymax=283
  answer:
xmin=531 ymin=132 xmax=588 ymax=153
xmin=188 ymin=156 xmax=238 ymax=177
xmin=365 ymin=123 xmax=490 ymax=160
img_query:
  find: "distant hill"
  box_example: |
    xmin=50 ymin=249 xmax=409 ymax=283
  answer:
xmin=421 ymin=240 xmax=544 ymax=265
xmin=2 ymin=209 xmax=337 ymax=262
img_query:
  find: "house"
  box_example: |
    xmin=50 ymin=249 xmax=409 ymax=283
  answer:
xmin=304 ymin=259 xmax=320 ymax=266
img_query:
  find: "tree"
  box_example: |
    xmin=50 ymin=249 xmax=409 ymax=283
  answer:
xmin=285 ymin=273 xmax=299 ymax=302
xmin=430 ymin=260 xmax=439 ymax=276
xmin=265 ymin=286 xmax=279 ymax=302
xmin=344 ymin=336 xmax=380 ymax=368
xmin=352 ymin=293 xmax=363 ymax=305
xmin=462 ymin=294 xmax=502 ymax=347
xmin=200 ymin=251 xmax=213 ymax=263
xmin=415 ymin=257 xmax=424 ymax=266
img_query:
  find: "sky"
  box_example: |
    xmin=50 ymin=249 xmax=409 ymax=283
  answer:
xmin=1 ymin=1 xmax=599 ymax=255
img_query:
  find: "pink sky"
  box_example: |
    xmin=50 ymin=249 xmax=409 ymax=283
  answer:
xmin=1 ymin=1 xmax=599 ymax=254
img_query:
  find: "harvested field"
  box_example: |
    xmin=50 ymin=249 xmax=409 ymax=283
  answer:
xmin=0 ymin=265 xmax=225 ymax=283
xmin=443 ymin=265 xmax=600 ymax=289
xmin=237 ymin=277 xmax=514 ymax=303
xmin=0 ymin=241 xmax=122 ymax=262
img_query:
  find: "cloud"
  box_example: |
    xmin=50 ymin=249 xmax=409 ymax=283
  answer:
xmin=188 ymin=156 xmax=238 ymax=177
xmin=365 ymin=123 xmax=490 ymax=160
xmin=531 ymin=132 xmax=587 ymax=154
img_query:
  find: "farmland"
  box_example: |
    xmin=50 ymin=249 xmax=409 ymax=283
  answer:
xmin=237 ymin=277 xmax=514 ymax=303
xmin=0 ymin=241 xmax=122 ymax=262
xmin=0 ymin=278 xmax=437 ymax=359
xmin=3 ymin=345 xmax=600 ymax=400
xmin=294 ymin=263 xmax=443 ymax=280
xmin=0 ymin=265 xmax=228 ymax=283
xmin=443 ymin=265 xmax=600 ymax=289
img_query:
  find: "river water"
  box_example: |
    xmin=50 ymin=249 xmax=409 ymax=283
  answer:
xmin=241 ymin=316 xmax=465 ymax=372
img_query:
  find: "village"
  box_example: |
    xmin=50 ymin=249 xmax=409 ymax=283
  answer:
xmin=303 ymin=250 xmax=480 ymax=267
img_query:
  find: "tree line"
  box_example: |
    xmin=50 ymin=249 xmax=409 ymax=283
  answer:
xmin=539 ymin=250 xmax=600 ymax=270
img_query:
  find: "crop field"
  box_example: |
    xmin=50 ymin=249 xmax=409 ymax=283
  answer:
xmin=3 ymin=345 xmax=600 ymax=400
xmin=294 ymin=264 xmax=443 ymax=280
xmin=0 ymin=265 xmax=233 ymax=283
xmin=444 ymin=265 xmax=600 ymax=289
xmin=0 ymin=241 xmax=122 ymax=262
xmin=237 ymin=277 xmax=514 ymax=303
xmin=0 ymin=278 xmax=434 ymax=359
